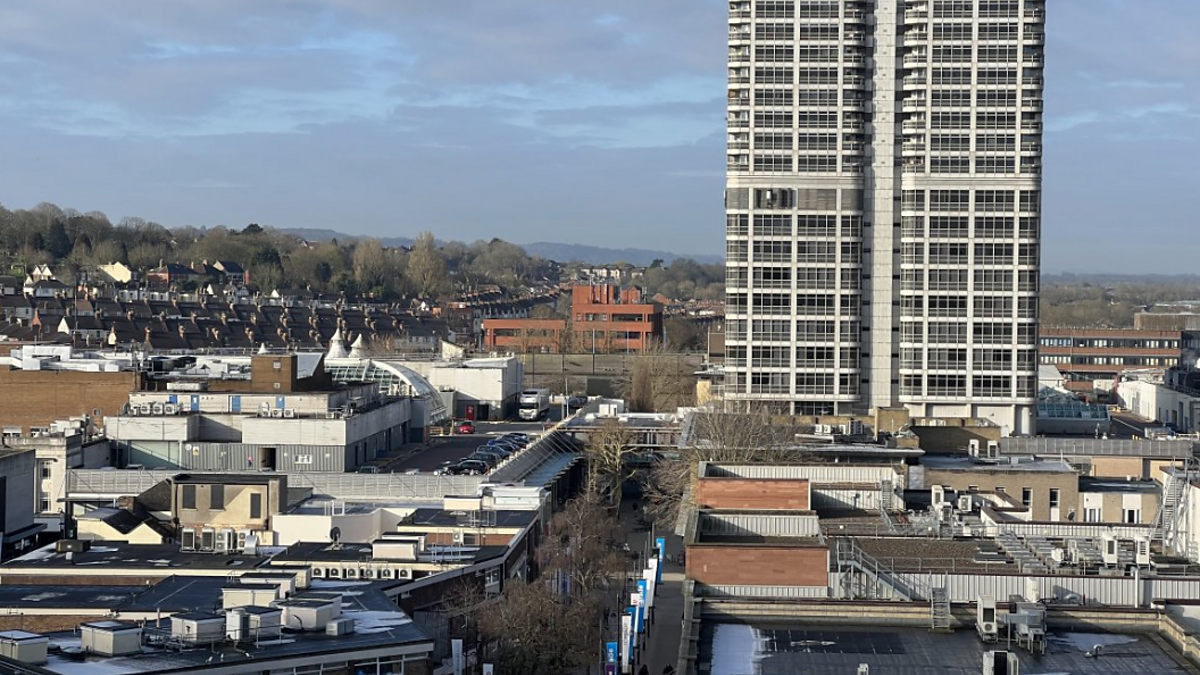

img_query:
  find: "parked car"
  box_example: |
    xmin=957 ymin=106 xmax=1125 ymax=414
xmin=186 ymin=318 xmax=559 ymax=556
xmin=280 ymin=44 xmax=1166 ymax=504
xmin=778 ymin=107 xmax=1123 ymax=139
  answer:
xmin=567 ymin=395 xmax=588 ymax=409
xmin=486 ymin=440 xmax=522 ymax=453
xmin=446 ymin=460 xmax=490 ymax=476
xmin=476 ymin=445 xmax=510 ymax=458
xmin=457 ymin=420 xmax=476 ymax=434
xmin=502 ymin=432 xmax=531 ymax=443
xmin=466 ymin=455 xmax=499 ymax=468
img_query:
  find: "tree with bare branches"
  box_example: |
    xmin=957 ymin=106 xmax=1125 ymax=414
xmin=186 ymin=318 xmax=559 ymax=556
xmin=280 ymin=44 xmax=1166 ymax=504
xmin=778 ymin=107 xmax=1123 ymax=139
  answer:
xmin=641 ymin=405 xmax=804 ymax=527
xmin=583 ymin=418 xmax=636 ymax=506
xmin=469 ymin=492 xmax=625 ymax=675
xmin=620 ymin=343 xmax=697 ymax=412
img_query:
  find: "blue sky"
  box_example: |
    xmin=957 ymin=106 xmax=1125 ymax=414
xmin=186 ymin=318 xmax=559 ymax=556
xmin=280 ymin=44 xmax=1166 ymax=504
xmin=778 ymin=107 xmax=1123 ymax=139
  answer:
xmin=0 ymin=1 xmax=1195 ymax=271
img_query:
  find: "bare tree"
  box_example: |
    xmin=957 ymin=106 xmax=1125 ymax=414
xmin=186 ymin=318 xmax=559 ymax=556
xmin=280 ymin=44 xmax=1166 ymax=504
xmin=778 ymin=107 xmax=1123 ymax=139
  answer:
xmin=539 ymin=491 xmax=627 ymax=597
xmin=583 ymin=418 xmax=636 ymax=506
xmin=472 ymin=492 xmax=623 ymax=675
xmin=476 ymin=579 xmax=600 ymax=675
xmin=620 ymin=343 xmax=697 ymax=412
xmin=641 ymin=405 xmax=802 ymax=527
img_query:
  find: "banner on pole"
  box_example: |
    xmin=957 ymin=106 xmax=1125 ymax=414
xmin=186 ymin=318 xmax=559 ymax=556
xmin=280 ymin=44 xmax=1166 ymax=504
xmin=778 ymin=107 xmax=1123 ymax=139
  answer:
xmin=620 ymin=613 xmax=633 ymax=674
xmin=643 ymin=565 xmax=657 ymax=611
xmin=451 ymin=639 xmax=464 ymax=675
xmin=656 ymin=536 xmax=666 ymax=583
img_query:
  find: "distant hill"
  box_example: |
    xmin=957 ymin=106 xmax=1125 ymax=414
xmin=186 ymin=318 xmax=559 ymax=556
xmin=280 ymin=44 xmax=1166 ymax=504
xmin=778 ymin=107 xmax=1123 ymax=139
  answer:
xmin=281 ymin=228 xmax=415 ymax=249
xmin=280 ymin=228 xmax=723 ymax=266
xmin=516 ymin=242 xmax=721 ymax=266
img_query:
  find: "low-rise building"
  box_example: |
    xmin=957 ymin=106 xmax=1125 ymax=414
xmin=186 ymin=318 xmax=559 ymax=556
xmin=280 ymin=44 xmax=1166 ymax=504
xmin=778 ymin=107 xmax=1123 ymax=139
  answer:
xmin=482 ymin=284 xmax=663 ymax=353
xmin=171 ymin=473 xmax=288 ymax=552
xmin=0 ymin=448 xmax=40 ymax=560
xmin=0 ymin=345 xmax=141 ymax=436
xmin=919 ymin=455 xmax=1079 ymax=522
xmin=2 ymin=423 xmax=111 ymax=535
xmin=107 ymin=353 xmax=411 ymax=471
xmin=1039 ymin=327 xmax=1185 ymax=393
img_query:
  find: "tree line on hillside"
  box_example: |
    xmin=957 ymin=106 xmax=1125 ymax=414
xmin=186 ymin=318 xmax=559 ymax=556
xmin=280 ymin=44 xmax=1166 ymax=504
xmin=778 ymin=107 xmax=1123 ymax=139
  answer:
xmin=0 ymin=201 xmax=724 ymax=304
xmin=1040 ymin=277 xmax=1200 ymax=327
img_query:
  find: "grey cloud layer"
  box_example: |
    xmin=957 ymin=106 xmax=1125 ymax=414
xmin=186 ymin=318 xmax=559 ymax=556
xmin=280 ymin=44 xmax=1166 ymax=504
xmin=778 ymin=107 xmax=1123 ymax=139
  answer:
xmin=0 ymin=0 xmax=1195 ymax=268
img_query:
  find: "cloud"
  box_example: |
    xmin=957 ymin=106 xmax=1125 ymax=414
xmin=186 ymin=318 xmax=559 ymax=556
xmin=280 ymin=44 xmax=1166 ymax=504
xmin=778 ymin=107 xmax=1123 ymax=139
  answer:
xmin=0 ymin=0 xmax=1197 ymax=269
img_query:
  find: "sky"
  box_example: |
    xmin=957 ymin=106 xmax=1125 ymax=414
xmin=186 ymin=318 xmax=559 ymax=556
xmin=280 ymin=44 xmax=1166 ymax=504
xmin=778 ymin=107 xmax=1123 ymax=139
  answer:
xmin=0 ymin=1 xmax=1196 ymax=272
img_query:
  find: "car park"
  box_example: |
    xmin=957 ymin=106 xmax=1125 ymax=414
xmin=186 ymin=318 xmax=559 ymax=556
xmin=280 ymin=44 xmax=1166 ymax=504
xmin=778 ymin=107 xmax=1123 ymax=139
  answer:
xmin=474 ymin=447 xmax=509 ymax=460
xmin=445 ymin=460 xmax=490 ymax=475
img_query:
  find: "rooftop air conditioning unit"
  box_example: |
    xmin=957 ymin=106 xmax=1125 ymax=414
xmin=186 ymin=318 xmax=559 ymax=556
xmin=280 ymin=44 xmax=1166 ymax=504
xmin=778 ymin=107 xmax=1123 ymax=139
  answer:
xmin=152 ymin=403 xmax=164 ymax=415
xmin=164 ymin=404 xmax=177 ymax=415
xmin=271 ymin=409 xmax=283 ymax=418
xmin=283 ymin=409 xmax=296 ymax=419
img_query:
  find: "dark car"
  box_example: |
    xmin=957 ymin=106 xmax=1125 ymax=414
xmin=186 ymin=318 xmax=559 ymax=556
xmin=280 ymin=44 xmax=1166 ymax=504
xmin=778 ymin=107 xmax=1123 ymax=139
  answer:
xmin=502 ymin=432 xmax=531 ymax=443
xmin=467 ymin=451 xmax=502 ymax=465
xmin=567 ymin=395 xmax=587 ymax=409
xmin=446 ymin=460 xmax=490 ymax=476
xmin=489 ymin=437 xmax=525 ymax=449
xmin=475 ymin=445 xmax=510 ymax=459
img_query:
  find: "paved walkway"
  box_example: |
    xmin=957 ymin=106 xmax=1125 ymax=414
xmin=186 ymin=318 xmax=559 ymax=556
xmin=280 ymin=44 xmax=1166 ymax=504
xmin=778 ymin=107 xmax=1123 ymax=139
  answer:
xmin=619 ymin=498 xmax=685 ymax=674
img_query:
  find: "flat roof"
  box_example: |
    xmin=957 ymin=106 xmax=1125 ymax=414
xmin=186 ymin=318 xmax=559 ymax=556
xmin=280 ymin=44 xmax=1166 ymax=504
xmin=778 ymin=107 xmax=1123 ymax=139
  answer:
xmin=921 ymin=455 xmax=1075 ymax=473
xmin=3 ymin=542 xmax=267 ymax=571
xmin=1080 ymin=478 xmax=1161 ymax=494
xmin=0 ymin=585 xmax=144 ymax=610
xmin=287 ymin=497 xmax=434 ymax=516
xmin=698 ymin=623 xmax=1187 ymax=675
xmin=403 ymin=507 xmax=538 ymax=529
xmin=38 ymin=584 xmax=429 ymax=675
xmin=271 ymin=541 xmax=507 ymax=565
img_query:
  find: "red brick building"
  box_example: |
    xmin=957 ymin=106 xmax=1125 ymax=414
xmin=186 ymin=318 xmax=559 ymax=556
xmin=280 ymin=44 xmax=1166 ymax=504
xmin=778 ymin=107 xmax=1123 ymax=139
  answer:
xmin=684 ymin=469 xmax=828 ymax=590
xmin=482 ymin=284 xmax=663 ymax=353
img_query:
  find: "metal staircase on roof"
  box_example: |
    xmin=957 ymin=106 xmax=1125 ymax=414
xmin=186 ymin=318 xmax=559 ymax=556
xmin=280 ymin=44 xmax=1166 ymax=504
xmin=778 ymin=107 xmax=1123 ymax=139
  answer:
xmin=929 ymin=584 xmax=952 ymax=633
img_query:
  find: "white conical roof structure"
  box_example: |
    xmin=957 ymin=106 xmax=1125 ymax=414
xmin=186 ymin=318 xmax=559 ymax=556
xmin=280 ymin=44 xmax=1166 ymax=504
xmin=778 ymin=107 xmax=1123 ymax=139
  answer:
xmin=258 ymin=343 xmax=269 ymax=355
xmin=348 ymin=333 xmax=367 ymax=359
xmin=327 ymin=328 xmax=349 ymax=359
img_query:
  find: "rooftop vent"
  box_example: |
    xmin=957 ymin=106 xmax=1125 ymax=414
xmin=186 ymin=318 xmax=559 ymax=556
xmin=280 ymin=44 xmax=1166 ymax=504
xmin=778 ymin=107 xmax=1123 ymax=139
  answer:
xmin=80 ymin=621 xmax=142 ymax=657
xmin=0 ymin=631 xmax=48 ymax=665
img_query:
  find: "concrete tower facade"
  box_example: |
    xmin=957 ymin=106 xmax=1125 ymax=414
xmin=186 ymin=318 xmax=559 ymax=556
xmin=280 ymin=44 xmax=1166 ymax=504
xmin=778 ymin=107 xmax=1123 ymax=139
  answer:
xmin=724 ymin=0 xmax=1044 ymax=434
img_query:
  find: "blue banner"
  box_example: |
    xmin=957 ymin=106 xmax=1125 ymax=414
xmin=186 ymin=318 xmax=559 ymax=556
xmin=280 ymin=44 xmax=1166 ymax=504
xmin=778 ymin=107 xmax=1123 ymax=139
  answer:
xmin=636 ymin=579 xmax=648 ymax=633
xmin=656 ymin=537 xmax=666 ymax=584
xmin=605 ymin=641 xmax=618 ymax=664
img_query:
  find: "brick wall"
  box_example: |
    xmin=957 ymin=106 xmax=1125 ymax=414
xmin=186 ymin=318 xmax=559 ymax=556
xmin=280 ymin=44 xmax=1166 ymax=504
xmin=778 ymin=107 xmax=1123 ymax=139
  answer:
xmin=0 ymin=574 xmax=164 ymax=586
xmin=686 ymin=545 xmax=828 ymax=586
xmin=695 ymin=478 xmax=810 ymax=511
xmin=0 ymin=367 xmax=139 ymax=434
xmin=0 ymin=614 xmax=101 ymax=633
